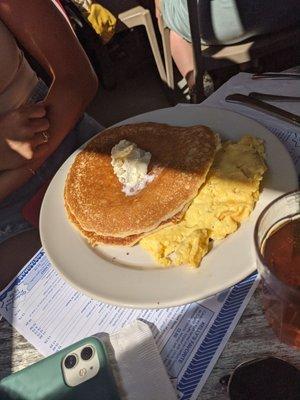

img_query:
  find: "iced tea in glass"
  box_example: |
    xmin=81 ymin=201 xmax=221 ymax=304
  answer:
xmin=254 ymin=191 xmax=300 ymax=348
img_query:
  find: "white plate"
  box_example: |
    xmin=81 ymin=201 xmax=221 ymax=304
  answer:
xmin=40 ymin=106 xmax=298 ymax=308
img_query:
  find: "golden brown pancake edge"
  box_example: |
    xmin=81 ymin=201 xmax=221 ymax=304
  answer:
xmin=64 ymin=122 xmax=219 ymax=238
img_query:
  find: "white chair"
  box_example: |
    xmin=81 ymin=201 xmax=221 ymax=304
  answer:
xmin=156 ymin=3 xmax=174 ymax=89
xmin=119 ymin=6 xmax=167 ymax=83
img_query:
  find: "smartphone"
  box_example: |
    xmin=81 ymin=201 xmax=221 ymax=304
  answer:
xmin=0 ymin=336 xmax=121 ymax=400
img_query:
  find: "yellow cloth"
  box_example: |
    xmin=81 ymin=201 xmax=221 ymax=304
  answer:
xmin=87 ymin=3 xmax=116 ymax=43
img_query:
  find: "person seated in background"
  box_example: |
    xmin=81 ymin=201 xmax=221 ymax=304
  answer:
xmin=156 ymin=0 xmax=300 ymax=90
xmin=0 ymin=0 xmax=102 ymax=286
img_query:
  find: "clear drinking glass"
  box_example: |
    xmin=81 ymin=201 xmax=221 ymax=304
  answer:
xmin=254 ymin=190 xmax=300 ymax=348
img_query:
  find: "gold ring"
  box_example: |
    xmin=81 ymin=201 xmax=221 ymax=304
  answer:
xmin=41 ymin=131 xmax=49 ymax=143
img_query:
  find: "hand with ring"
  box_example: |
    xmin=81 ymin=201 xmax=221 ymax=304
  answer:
xmin=0 ymin=102 xmax=50 ymax=171
xmin=41 ymin=131 xmax=49 ymax=143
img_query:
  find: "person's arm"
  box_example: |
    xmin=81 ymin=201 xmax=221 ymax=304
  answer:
xmin=155 ymin=0 xmax=162 ymax=19
xmin=0 ymin=0 xmax=98 ymax=182
xmin=0 ymin=0 xmax=99 ymax=199
xmin=0 ymin=103 xmax=49 ymax=171
xmin=0 ymin=102 xmax=51 ymax=201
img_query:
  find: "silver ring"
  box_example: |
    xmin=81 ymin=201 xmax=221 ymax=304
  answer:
xmin=41 ymin=131 xmax=49 ymax=143
xmin=27 ymin=168 xmax=36 ymax=176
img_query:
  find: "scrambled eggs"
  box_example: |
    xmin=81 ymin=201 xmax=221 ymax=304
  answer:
xmin=140 ymin=136 xmax=267 ymax=267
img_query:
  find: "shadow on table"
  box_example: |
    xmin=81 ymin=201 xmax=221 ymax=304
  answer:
xmin=0 ymin=314 xmax=13 ymax=380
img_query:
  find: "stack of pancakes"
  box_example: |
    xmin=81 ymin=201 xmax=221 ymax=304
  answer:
xmin=64 ymin=122 xmax=219 ymax=246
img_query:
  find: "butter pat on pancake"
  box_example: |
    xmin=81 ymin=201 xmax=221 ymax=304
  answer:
xmin=64 ymin=123 xmax=219 ymax=239
xmin=140 ymin=136 xmax=267 ymax=267
xmin=111 ymin=139 xmax=154 ymax=196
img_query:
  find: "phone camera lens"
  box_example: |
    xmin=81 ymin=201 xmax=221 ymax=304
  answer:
xmin=81 ymin=346 xmax=94 ymax=361
xmin=64 ymin=354 xmax=78 ymax=369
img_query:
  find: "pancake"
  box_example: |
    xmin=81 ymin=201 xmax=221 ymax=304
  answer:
xmin=65 ymin=202 xmax=143 ymax=246
xmin=64 ymin=122 xmax=219 ymax=239
xmin=65 ymin=201 xmax=186 ymax=246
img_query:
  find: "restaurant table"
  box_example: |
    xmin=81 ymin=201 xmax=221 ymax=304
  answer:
xmin=1 ymin=67 xmax=300 ymax=397
xmin=0 ymin=288 xmax=299 ymax=399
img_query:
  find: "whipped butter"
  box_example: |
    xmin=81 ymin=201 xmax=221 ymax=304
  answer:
xmin=111 ymin=139 xmax=154 ymax=195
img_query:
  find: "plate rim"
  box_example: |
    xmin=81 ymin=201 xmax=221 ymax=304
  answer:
xmin=40 ymin=105 xmax=298 ymax=308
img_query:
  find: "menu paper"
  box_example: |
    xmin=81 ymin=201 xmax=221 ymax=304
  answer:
xmin=0 ymin=249 xmax=258 ymax=400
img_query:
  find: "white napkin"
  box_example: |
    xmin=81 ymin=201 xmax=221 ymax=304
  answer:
xmin=201 ymin=72 xmax=300 ymax=174
xmin=96 ymin=320 xmax=177 ymax=400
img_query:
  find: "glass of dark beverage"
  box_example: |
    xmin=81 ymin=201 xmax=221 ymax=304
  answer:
xmin=254 ymin=190 xmax=300 ymax=348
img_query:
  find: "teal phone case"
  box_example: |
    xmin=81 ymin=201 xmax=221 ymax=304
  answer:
xmin=0 ymin=337 xmax=121 ymax=400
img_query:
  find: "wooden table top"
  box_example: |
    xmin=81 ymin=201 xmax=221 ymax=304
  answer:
xmin=0 ymin=288 xmax=298 ymax=399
